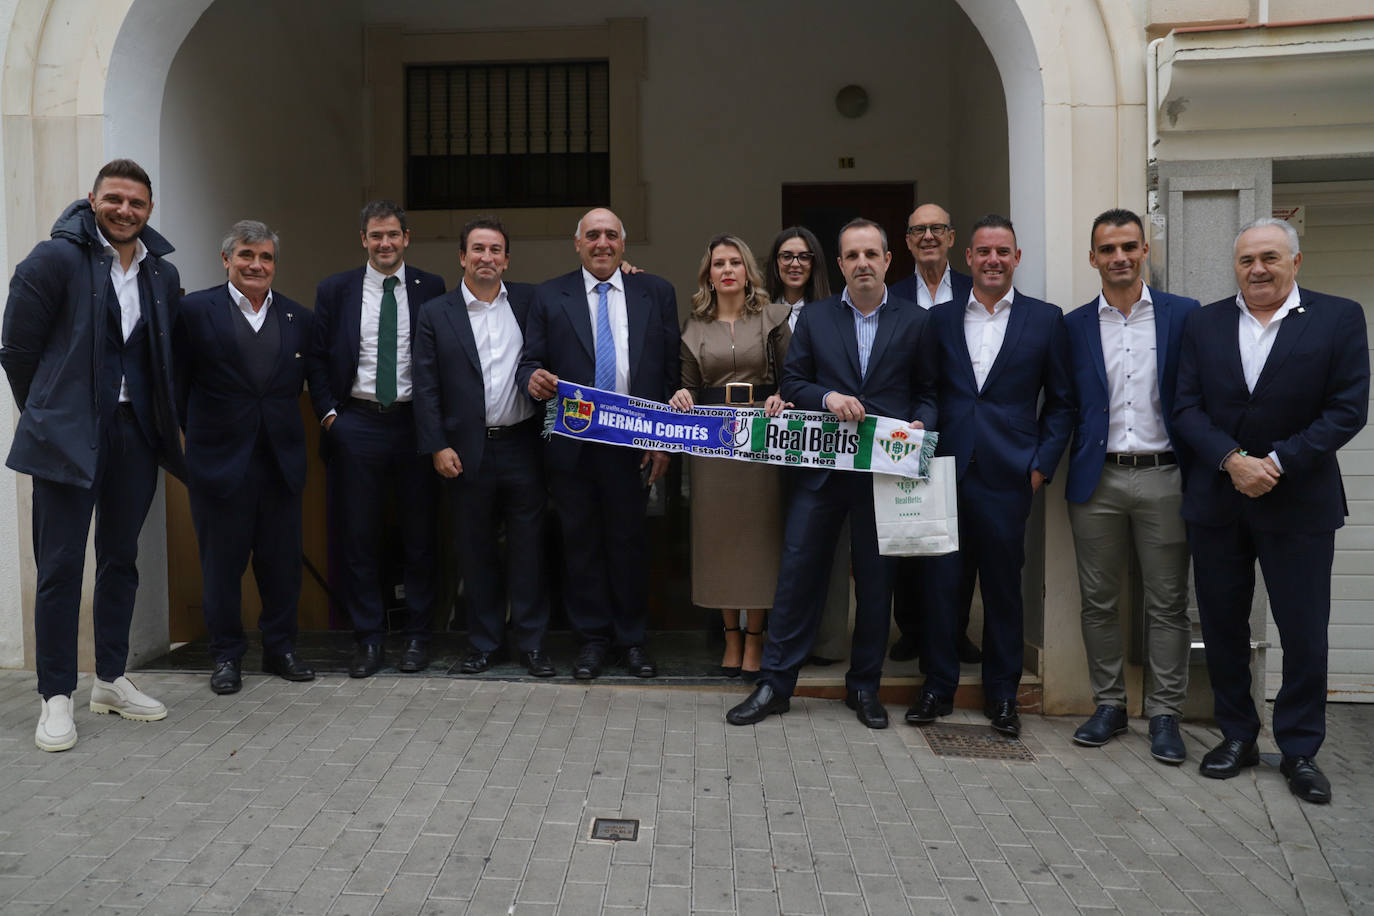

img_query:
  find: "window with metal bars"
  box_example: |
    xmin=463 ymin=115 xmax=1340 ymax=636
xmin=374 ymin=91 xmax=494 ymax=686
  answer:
xmin=406 ymin=60 xmax=610 ymax=210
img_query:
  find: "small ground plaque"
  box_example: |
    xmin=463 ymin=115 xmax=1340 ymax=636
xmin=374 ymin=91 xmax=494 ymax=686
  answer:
xmin=590 ymin=818 xmax=640 ymax=841
xmin=921 ymin=723 xmax=1036 ymax=762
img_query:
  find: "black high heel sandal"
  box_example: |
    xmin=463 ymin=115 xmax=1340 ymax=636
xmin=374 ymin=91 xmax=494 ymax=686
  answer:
xmin=719 ymin=625 xmax=743 ymax=678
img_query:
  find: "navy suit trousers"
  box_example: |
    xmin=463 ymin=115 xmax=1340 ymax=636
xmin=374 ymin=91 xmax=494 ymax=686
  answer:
xmin=548 ymin=444 xmax=650 ymax=649
xmin=189 ymin=433 xmax=302 ymax=663
xmin=761 ymin=471 xmax=894 ymax=697
xmin=32 ymin=406 xmax=158 ymax=698
xmin=326 ymin=403 xmax=436 ymax=644
xmin=924 ymin=464 xmax=1033 ymax=701
xmin=1189 ymin=521 xmax=1333 ymax=757
xmin=451 ymin=429 xmax=549 ymax=653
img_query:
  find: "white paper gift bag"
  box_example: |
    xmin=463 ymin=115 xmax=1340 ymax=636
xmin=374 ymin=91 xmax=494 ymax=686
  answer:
xmin=873 ymin=456 xmax=959 ymax=557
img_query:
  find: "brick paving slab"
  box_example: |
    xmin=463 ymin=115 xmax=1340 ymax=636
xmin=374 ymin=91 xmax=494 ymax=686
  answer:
xmin=0 ymin=670 xmax=1366 ymax=914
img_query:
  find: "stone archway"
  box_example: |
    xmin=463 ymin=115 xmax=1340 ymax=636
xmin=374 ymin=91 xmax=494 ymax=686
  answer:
xmin=3 ymin=0 xmax=1142 ymax=717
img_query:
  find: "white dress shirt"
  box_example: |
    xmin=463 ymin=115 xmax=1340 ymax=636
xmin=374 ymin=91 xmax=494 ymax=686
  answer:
xmin=1237 ymin=285 xmax=1301 ymax=392
xmin=1235 ymin=285 xmax=1301 ymax=472
xmin=914 ymin=265 xmax=954 ymax=309
xmin=583 ymin=267 xmax=630 ymax=394
xmin=786 ymin=298 xmax=806 ymax=331
xmin=96 ymin=228 xmax=147 ymax=403
xmin=964 ymin=288 xmax=1014 ymax=390
xmin=461 ymin=280 xmax=535 ymax=427
xmin=352 ymin=263 xmax=413 ymax=402
xmin=229 ymin=282 xmax=273 ymax=332
xmin=1097 ymin=287 xmax=1170 ymax=454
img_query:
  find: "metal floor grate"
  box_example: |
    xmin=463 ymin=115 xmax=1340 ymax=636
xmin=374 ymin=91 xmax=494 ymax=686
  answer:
xmin=920 ymin=723 xmax=1036 ymax=762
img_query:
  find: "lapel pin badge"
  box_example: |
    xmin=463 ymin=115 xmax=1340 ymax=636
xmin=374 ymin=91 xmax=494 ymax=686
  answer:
xmin=1296 ymin=306 xmax=1305 ymax=314
xmin=286 ymin=312 xmax=294 ymax=322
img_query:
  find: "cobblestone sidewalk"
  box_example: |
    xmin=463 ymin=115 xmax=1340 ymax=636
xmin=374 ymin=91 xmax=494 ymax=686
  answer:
xmin=0 ymin=670 xmax=1369 ymax=915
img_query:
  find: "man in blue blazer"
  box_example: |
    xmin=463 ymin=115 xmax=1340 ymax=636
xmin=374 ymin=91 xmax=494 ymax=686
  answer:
xmin=907 ymin=214 xmax=1074 ymax=737
xmin=308 ymin=201 xmax=446 ymax=677
xmin=519 ymin=208 xmax=680 ymax=680
xmin=413 ymin=217 xmax=554 ymax=679
xmin=176 ymin=220 xmax=316 ymax=695
xmin=1173 ymin=218 xmax=1369 ymax=803
xmin=1063 ymin=209 xmax=1198 ymax=764
xmin=3 ymin=159 xmax=185 ymax=751
xmin=888 ymin=202 xmax=979 ymax=666
xmin=727 ymin=218 xmax=939 ymax=729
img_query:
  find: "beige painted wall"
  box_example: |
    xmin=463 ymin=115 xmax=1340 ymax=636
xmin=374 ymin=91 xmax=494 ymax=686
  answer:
xmin=159 ymin=0 xmax=1008 ymax=303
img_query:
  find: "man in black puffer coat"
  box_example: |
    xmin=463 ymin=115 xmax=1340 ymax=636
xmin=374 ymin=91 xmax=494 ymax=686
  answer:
xmin=2 ymin=158 xmax=186 ymax=752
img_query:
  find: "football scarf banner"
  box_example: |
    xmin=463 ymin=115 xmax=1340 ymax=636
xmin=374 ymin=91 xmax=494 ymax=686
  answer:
xmin=544 ymin=381 xmax=937 ymax=478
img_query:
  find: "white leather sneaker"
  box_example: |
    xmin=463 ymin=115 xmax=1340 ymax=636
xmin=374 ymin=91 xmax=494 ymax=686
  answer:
xmin=89 ymin=675 xmax=168 ymax=721
xmin=36 ymin=695 xmax=77 ymax=752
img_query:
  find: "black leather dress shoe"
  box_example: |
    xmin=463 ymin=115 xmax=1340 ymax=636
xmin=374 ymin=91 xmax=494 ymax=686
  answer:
xmin=1280 ymin=755 xmax=1332 ymax=804
xmin=985 ymin=699 xmax=1021 ymax=737
xmin=573 ymin=645 xmax=605 ymax=680
xmin=955 ymin=633 xmax=983 ymax=664
xmin=888 ymin=634 xmax=920 ymax=662
xmin=845 ymin=689 xmax=889 ymax=729
xmin=460 ymin=646 xmax=503 ymax=674
xmin=262 ymin=651 xmax=315 ymax=682
xmin=349 ymin=642 xmax=385 ymax=679
xmin=1198 ymin=737 xmax=1259 ymax=779
xmin=1072 ymin=705 xmax=1128 ymax=747
xmin=524 ymin=650 xmax=556 ymax=678
xmin=397 ymin=639 xmax=429 ymax=673
xmin=622 ymin=645 xmax=657 ymax=678
xmin=726 ymin=684 xmax=790 ymax=725
xmin=211 ymin=659 xmax=242 ymax=695
xmin=904 ymin=691 xmax=953 ymax=725
xmin=1148 ymin=715 xmax=1186 ymax=764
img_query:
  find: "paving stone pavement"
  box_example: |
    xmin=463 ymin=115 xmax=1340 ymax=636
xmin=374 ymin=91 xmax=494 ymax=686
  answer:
xmin=0 ymin=669 xmax=1369 ymax=915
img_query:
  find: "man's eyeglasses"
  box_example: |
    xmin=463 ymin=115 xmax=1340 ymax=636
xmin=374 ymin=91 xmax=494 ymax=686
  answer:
xmin=778 ymin=251 xmax=815 ymax=264
xmin=906 ymin=224 xmax=951 ymax=238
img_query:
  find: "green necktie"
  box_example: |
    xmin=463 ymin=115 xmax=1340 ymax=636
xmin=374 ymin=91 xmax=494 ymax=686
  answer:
xmin=377 ymin=275 xmax=399 ymax=407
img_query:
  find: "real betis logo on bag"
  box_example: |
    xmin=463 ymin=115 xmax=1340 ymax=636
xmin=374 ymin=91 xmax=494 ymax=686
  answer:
xmin=879 ymin=428 xmax=920 ymax=464
xmin=896 ymin=477 xmax=917 ymax=494
xmin=561 ymin=389 xmax=595 ymax=434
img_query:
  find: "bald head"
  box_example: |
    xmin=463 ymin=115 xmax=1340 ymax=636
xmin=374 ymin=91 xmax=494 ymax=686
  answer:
xmin=574 ymin=208 xmax=627 ymax=280
xmin=905 ymin=203 xmax=955 ymax=275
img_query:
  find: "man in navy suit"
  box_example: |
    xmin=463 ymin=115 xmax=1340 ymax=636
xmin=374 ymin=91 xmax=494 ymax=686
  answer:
xmin=519 ymin=208 xmax=679 ymax=680
xmin=1173 ymin=218 xmax=1368 ymax=803
xmin=907 ymin=214 xmax=1074 ymax=737
xmin=308 ymin=201 xmax=446 ymax=677
xmin=888 ymin=202 xmax=979 ymax=666
xmin=727 ymin=218 xmax=939 ymax=729
xmin=413 ymin=217 xmax=554 ymax=678
xmin=176 ymin=220 xmax=316 ymax=695
xmin=1063 ymin=209 xmax=1198 ymax=763
xmin=3 ymin=159 xmax=184 ymax=751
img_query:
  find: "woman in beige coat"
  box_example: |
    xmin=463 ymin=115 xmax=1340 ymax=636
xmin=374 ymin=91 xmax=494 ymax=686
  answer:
xmin=669 ymin=235 xmax=791 ymax=678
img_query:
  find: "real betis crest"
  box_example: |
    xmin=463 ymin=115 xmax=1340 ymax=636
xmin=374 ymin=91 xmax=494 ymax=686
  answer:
xmin=879 ymin=428 xmax=919 ymax=464
xmin=561 ymin=389 xmax=595 ymax=434
xmin=896 ymin=477 xmax=917 ymax=493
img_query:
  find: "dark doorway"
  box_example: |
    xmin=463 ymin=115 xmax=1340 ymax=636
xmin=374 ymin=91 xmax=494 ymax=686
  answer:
xmin=782 ymin=182 xmax=917 ymax=294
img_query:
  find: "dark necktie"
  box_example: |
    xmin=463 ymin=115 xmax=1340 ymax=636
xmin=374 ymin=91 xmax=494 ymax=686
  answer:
xmin=377 ymin=275 xmax=399 ymax=406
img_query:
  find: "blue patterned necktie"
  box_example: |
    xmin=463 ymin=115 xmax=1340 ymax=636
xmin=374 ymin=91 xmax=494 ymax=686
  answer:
xmin=594 ymin=281 xmax=616 ymax=391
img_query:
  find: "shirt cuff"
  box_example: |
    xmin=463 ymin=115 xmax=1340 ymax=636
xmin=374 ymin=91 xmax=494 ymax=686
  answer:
xmin=322 ymin=408 xmax=337 ymax=427
xmin=1268 ymin=450 xmax=1283 ymax=474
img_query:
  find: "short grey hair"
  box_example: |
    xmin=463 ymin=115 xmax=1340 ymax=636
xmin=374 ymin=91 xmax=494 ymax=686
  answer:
xmin=573 ymin=209 xmax=627 ymax=243
xmin=221 ymin=219 xmax=280 ymax=261
xmin=1235 ymin=217 xmax=1299 ymax=258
